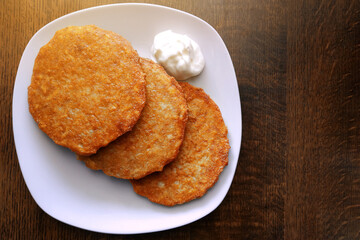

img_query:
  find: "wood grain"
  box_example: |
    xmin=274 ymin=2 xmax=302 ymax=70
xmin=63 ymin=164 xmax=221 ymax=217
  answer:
xmin=1 ymin=0 xmax=359 ymax=239
xmin=285 ymin=1 xmax=360 ymax=239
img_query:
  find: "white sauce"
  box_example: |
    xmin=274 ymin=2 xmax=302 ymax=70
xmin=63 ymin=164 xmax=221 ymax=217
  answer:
xmin=151 ymin=30 xmax=205 ymax=80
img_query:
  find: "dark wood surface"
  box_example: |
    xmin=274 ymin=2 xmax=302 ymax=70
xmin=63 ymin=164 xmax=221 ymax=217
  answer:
xmin=1 ymin=0 xmax=359 ymax=239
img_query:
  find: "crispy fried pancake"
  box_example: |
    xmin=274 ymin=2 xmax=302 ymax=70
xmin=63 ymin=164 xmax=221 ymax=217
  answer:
xmin=131 ymin=82 xmax=230 ymax=206
xmin=28 ymin=25 xmax=146 ymax=155
xmin=78 ymin=58 xmax=188 ymax=179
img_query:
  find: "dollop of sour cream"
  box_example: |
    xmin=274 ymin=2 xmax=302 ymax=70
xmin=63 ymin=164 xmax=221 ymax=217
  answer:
xmin=151 ymin=30 xmax=205 ymax=80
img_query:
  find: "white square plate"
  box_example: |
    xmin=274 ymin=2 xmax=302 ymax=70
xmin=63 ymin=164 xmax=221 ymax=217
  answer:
xmin=12 ymin=3 xmax=242 ymax=234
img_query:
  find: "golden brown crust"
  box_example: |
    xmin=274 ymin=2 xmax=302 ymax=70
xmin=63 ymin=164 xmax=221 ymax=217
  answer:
xmin=78 ymin=58 xmax=188 ymax=179
xmin=131 ymin=82 xmax=230 ymax=206
xmin=28 ymin=25 xmax=146 ymax=155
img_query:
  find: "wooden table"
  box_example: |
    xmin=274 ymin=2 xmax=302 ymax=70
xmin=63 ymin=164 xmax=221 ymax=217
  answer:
xmin=1 ymin=0 xmax=359 ymax=239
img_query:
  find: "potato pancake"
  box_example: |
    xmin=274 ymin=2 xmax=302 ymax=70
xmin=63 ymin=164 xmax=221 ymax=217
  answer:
xmin=78 ymin=58 xmax=188 ymax=179
xmin=28 ymin=25 xmax=146 ymax=155
xmin=131 ymin=82 xmax=230 ymax=206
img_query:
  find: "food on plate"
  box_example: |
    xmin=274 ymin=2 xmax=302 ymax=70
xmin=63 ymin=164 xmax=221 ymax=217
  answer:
xmin=28 ymin=24 xmax=229 ymax=207
xmin=131 ymin=82 xmax=230 ymax=206
xmin=28 ymin=25 xmax=146 ymax=156
xmin=78 ymin=58 xmax=188 ymax=179
xmin=151 ymin=30 xmax=205 ymax=80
